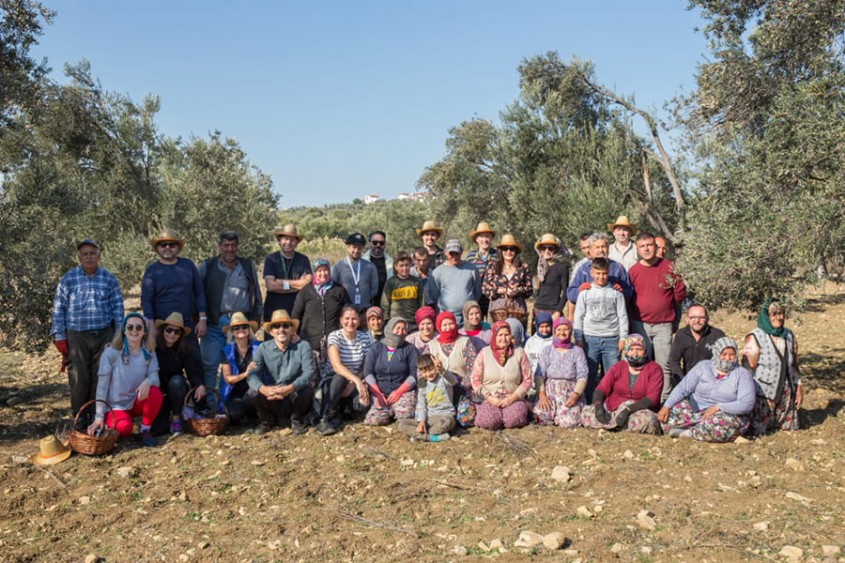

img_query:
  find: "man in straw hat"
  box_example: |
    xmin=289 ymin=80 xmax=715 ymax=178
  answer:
xmin=263 ymin=224 xmax=312 ymax=323
xmin=142 ymin=230 xmax=207 ymax=346
xmin=198 ymin=230 xmax=263 ymax=395
xmin=428 ymin=239 xmax=481 ymax=326
xmin=465 ymin=222 xmax=497 ymax=318
xmin=248 ymin=309 xmax=315 ymax=435
xmin=51 ymin=239 xmax=124 ymax=427
xmin=607 ymin=215 xmax=638 ymax=271
xmin=416 ymin=220 xmax=446 ymax=272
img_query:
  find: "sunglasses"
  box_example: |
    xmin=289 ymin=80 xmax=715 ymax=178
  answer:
xmin=158 ymin=241 xmax=178 ymax=249
xmin=270 ymin=323 xmax=293 ymax=331
xmin=370 ymin=240 xmax=385 ymax=246
xmin=500 ymin=246 xmax=518 ymax=252
xmin=233 ymin=325 xmax=250 ymax=332
xmin=163 ymin=327 xmax=182 ymax=335
xmin=125 ymin=324 xmax=144 ymax=332
xmin=539 ymin=246 xmax=557 ymax=252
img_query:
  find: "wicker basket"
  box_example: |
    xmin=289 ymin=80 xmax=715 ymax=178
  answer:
xmin=69 ymin=399 xmax=119 ymax=456
xmin=184 ymin=387 xmax=229 ymax=437
xmin=489 ymin=297 xmax=528 ymax=328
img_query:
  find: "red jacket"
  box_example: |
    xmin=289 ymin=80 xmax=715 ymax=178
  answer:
xmin=629 ymin=258 xmax=686 ymax=323
xmin=596 ymin=360 xmax=663 ymax=411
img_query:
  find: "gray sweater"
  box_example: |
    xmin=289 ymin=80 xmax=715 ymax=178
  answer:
xmin=415 ymin=370 xmax=458 ymax=421
xmin=95 ymin=347 xmax=160 ymax=419
xmin=573 ymin=283 xmax=628 ymax=340
xmin=428 ymin=262 xmax=481 ymax=325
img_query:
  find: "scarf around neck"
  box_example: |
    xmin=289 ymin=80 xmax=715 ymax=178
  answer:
xmin=757 ymin=298 xmax=786 ymax=337
xmin=489 ymin=321 xmax=514 ymax=366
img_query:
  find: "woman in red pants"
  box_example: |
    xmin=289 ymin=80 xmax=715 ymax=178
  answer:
xmin=87 ymin=312 xmax=162 ymax=447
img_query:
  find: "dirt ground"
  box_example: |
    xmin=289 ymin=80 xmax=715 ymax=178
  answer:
xmin=1 ymin=284 xmax=844 ymax=562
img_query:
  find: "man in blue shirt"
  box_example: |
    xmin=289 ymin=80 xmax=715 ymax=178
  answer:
xmin=51 ymin=239 xmax=124 ymax=424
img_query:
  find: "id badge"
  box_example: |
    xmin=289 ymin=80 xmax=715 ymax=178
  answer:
xmin=354 ymin=293 xmax=361 ymax=305
xmin=282 ymin=280 xmax=290 ymax=291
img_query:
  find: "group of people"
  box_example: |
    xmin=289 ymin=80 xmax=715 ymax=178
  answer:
xmin=49 ymin=216 xmax=802 ymax=447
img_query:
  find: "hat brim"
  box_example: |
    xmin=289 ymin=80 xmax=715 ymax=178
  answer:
xmin=416 ymin=228 xmax=444 ymax=238
xmin=262 ymin=319 xmax=301 ymax=333
xmin=273 ymin=231 xmax=304 ymax=242
xmin=608 ymin=223 xmax=637 ymax=235
xmin=534 ymin=239 xmax=561 ymax=252
xmin=223 ymin=320 xmax=259 ymax=333
xmin=31 ymin=447 xmax=72 ymax=466
xmin=154 ymin=319 xmax=192 ymax=336
xmin=470 ymin=229 xmax=496 ymax=240
xmin=496 ymin=242 xmax=525 ymax=253
xmin=149 ymin=238 xmax=185 ymax=251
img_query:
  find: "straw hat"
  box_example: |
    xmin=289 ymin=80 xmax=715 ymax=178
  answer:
xmin=31 ymin=435 xmax=72 ymax=466
xmin=607 ymin=215 xmax=637 ymax=235
xmin=222 ymin=312 xmax=259 ymax=333
xmin=495 ymin=233 xmax=525 ymax=253
xmin=155 ymin=312 xmax=192 ymax=336
xmin=469 ymin=221 xmax=496 ymax=240
xmin=149 ymin=230 xmax=185 ymax=251
xmin=415 ymin=220 xmax=444 ymax=238
xmin=272 ymin=224 xmax=304 ymax=242
xmin=262 ymin=309 xmax=300 ymax=333
xmin=534 ymin=233 xmax=562 ymax=252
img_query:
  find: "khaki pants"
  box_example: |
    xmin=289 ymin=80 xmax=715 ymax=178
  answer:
xmin=396 ymin=415 xmax=456 ymax=437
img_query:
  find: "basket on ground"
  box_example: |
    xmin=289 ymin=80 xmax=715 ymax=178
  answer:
xmin=184 ymin=387 xmax=229 ymax=436
xmin=69 ymin=399 xmax=119 ymax=455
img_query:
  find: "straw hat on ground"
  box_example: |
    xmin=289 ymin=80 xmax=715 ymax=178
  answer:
xmin=495 ymin=233 xmax=525 ymax=253
xmin=222 ymin=312 xmax=259 ymax=333
xmin=155 ymin=312 xmax=192 ymax=336
xmin=607 ymin=215 xmax=637 ymax=235
xmin=272 ymin=224 xmax=304 ymax=242
xmin=469 ymin=222 xmax=496 ymax=241
xmin=415 ymin=220 xmax=444 ymax=238
xmin=534 ymin=233 xmax=562 ymax=252
xmin=31 ymin=435 xmax=72 ymax=466
xmin=262 ymin=309 xmax=300 ymax=333
xmin=149 ymin=230 xmax=185 ymax=251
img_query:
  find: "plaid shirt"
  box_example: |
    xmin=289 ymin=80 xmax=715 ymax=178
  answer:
xmin=51 ymin=266 xmax=124 ymax=339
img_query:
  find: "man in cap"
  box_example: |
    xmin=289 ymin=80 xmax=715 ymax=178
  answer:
xmin=464 ymin=222 xmax=497 ymax=318
xmin=607 ymin=215 xmax=638 ymax=271
xmin=263 ymin=224 xmax=312 ymax=322
xmin=51 ymin=239 xmax=124 ymax=425
xmin=198 ymin=230 xmax=263 ymax=394
xmin=248 ymin=310 xmax=315 ymax=435
xmin=416 ymin=220 xmax=446 ymax=272
xmin=141 ymin=229 xmax=207 ymax=342
xmin=332 ymin=233 xmax=379 ymax=314
xmin=362 ymin=230 xmax=393 ymax=306
xmin=428 ymin=239 xmax=481 ymax=326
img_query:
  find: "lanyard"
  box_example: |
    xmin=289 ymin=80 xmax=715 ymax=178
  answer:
xmin=346 ymin=257 xmax=361 ymax=292
xmin=279 ymin=253 xmax=292 ymax=279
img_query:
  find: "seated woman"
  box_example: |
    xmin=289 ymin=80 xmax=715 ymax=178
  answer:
xmin=315 ymin=305 xmax=373 ymax=436
xmin=533 ymin=318 xmax=588 ymax=428
xmin=459 ymin=300 xmax=491 ymax=347
xmin=470 ymin=321 xmax=533 ymax=430
xmin=292 ymin=258 xmax=350 ymax=368
xmin=405 ymin=306 xmax=437 ymax=353
xmin=219 ymin=312 xmax=261 ymax=426
xmin=365 ymin=306 xmax=384 ymax=343
xmin=152 ymin=312 xmax=206 ymax=436
xmin=87 ymin=312 xmax=162 ymax=447
xmin=363 ymin=317 xmax=419 ymax=426
xmin=428 ymin=311 xmax=478 ymax=426
xmin=581 ymin=335 xmax=663 ymax=434
xmin=658 ymin=337 xmax=755 ymax=442
xmin=743 ymin=298 xmax=802 ymax=435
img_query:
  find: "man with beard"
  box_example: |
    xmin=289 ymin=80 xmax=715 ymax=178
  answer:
xmin=362 ymin=230 xmax=393 ymax=306
xmin=332 ymin=233 xmax=379 ymax=315
xmin=667 ymin=304 xmax=725 ymax=387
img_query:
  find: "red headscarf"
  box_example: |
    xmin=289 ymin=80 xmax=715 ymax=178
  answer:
xmin=436 ymin=311 xmax=459 ymax=344
xmin=489 ymin=320 xmax=513 ymax=366
xmin=415 ymin=306 xmax=436 ymax=328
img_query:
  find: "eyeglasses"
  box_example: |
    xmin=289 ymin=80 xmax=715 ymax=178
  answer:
xmin=163 ymin=327 xmax=182 ymax=335
xmin=688 ymin=316 xmax=707 ymax=321
xmin=158 ymin=241 xmax=178 ymax=249
xmin=501 ymin=247 xmax=517 ymax=253
xmin=270 ymin=323 xmax=293 ymax=331
xmin=125 ymin=324 xmax=144 ymax=332
xmin=539 ymin=246 xmax=556 ymax=252
xmin=370 ymin=240 xmax=385 ymax=246
xmin=233 ymin=326 xmax=250 ymax=332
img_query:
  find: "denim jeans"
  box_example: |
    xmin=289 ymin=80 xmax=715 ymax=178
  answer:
xmin=583 ymin=335 xmax=620 ymax=402
xmin=631 ymin=321 xmax=673 ymax=401
xmin=200 ymin=315 xmax=229 ymax=394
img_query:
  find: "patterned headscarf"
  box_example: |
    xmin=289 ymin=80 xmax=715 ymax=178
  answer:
xmin=489 ymin=321 xmax=514 ymax=366
xmin=757 ymin=298 xmax=786 ymax=337
xmin=311 ymin=258 xmax=333 ymax=295
xmin=708 ymin=336 xmax=739 ymax=374
xmin=552 ymin=317 xmax=574 ymax=349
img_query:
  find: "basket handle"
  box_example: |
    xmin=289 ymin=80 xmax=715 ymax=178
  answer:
xmin=184 ymin=386 xmax=229 ymax=416
xmin=73 ymin=399 xmax=114 ymax=428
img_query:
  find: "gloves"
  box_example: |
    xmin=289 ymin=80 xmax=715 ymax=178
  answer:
xmin=594 ymin=402 xmax=609 ymax=424
xmin=54 ymin=340 xmax=69 ymax=356
xmin=614 ymin=407 xmax=631 ymax=429
xmin=578 ymin=282 xmax=592 ymax=292
xmin=387 ymin=382 xmax=412 ymax=405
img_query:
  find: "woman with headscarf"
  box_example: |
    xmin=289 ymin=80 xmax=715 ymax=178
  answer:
xmin=365 ymin=306 xmax=385 ymax=343
xmin=581 ymin=334 xmax=663 ymax=434
xmin=219 ymin=312 xmax=261 ymax=427
xmin=405 ymin=305 xmax=437 ymax=353
xmin=88 ymin=312 xmax=162 ymax=447
xmin=532 ymin=234 xmax=570 ymax=325
xmin=482 ymin=234 xmax=533 ymax=327
xmin=743 ymin=299 xmax=802 ymax=435
xmin=429 ymin=311 xmax=478 ymax=426
xmin=292 ymin=258 xmax=350 ymax=369
xmin=362 ymin=317 xmax=419 ymax=426
xmin=505 ymin=318 xmax=525 ymax=349
xmin=658 ymin=337 xmax=755 ymax=442
xmin=533 ymin=318 xmax=589 ymax=428
xmin=459 ymin=300 xmax=492 ymax=347
xmin=470 ymin=321 xmax=533 ymax=430
xmin=524 ymin=311 xmax=554 ymax=376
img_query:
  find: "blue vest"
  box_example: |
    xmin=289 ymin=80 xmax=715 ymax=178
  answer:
xmin=220 ymin=341 xmax=261 ymax=403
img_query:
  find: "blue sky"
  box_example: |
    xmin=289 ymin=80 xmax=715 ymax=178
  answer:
xmin=33 ymin=1 xmax=708 ymax=208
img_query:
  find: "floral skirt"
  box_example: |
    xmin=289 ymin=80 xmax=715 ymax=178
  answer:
xmin=661 ymin=399 xmax=750 ymax=442
xmin=363 ymin=390 xmax=416 ymax=426
xmin=749 ymin=383 xmax=799 ymax=436
xmin=533 ymin=378 xmax=585 ymax=428
xmin=581 ymin=400 xmax=661 ymax=434
xmin=474 ymin=398 xmax=531 ymax=430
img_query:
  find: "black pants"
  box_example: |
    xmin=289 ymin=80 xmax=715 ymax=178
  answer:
xmin=151 ymin=375 xmax=190 ymax=435
xmin=255 ymin=386 xmax=314 ymax=425
xmin=226 ymin=388 xmax=258 ymax=425
xmin=66 ymin=328 xmax=114 ymax=418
